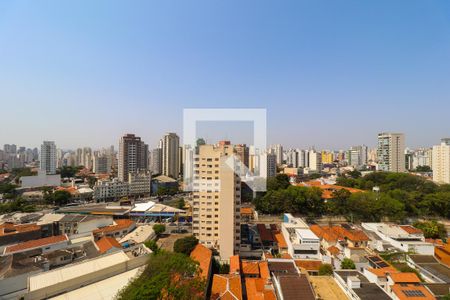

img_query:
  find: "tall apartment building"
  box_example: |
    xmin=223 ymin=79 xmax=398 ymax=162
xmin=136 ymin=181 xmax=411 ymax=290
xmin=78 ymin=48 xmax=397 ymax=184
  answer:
xmin=308 ymin=150 xmax=322 ymax=172
xmin=271 ymin=144 xmax=283 ymax=165
xmin=377 ymin=133 xmax=405 ymax=172
xmin=432 ymin=138 xmax=450 ymax=184
xmin=258 ymin=153 xmax=277 ymax=179
xmin=161 ymin=133 xmax=180 ymax=178
xmin=40 ymin=141 xmax=57 ymax=175
xmin=348 ymin=145 xmax=368 ymax=168
xmin=93 ymin=152 xmax=111 ymax=174
xmin=321 ymin=151 xmax=334 ymax=164
xmin=192 ymin=142 xmax=241 ymax=261
xmin=118 ymin=134 xmax=148 ymax=182
xmin=128 ymin=170 xmax=152 ymax=197
xmin=150 ymin=148 xmax=162 ymax=175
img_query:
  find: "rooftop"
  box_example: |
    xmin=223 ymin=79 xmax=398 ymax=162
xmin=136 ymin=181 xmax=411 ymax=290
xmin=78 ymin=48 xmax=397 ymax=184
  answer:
xmin=190 ymin=244 xmax=212 ymax=279
xmin=93 ymin=219 xmax=135 ymax=235
xmin=95 ymin=237 xmax=122 ymax=254
xmin=211 ymin=274 xmax=243 ymax=300
xmin=29 ymin=251 xmax=130 ymax=291
xmin=245 ymin=278 xmax=276 ymax=300
xmin=334 ymin=271 xmax=391 ymax=300
xmin=391 ymin=283 xmax=435 ymax=300
xmin=308 ymin=276 xmax=349 ymax=300
xmin=277 ymin=275 xmax=315 ymax=300
xmin=4 ymin=234 xmax=69 ymax=255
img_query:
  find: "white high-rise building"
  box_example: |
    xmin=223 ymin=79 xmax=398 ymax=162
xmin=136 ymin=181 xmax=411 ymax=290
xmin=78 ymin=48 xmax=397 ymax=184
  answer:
xmin=40 ymin=141 xmax=57 ymax=175
xmin=258 ymin=153 xmax=277 ymax=179
xmin=308 ymin=150 xmax=322 ymax=172
xmin=432 ymin=138 xmax=450 ymax=184
xmin=161 ymin=133 xmax=180 ymax=178
xmin=377 ymin=133 xmax=405 ymax=172
xmin=271 ymin=144 xmax=283 ymax=166
xmin=118 ymin=134 xmax=148 ymax=182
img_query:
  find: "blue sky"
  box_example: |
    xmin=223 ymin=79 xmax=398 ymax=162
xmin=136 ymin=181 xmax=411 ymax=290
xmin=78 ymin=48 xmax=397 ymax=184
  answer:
xmin=1 ymin=1 xmax=450 ymax=150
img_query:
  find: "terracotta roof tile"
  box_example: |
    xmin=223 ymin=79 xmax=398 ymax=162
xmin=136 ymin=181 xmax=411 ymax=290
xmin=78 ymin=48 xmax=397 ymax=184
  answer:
xmin=399 ymin=225 xmax=423 ymax=235
xmin=4 ymin=234 xmax=68 ymax=254
xmin=240 ymin=207 xmax=253 ymax=215
xmin=367 ymin=267 xmax=398 ymax=277
xmin=389 ymin=272 xmax=421 ymax=283
xmin=0 ymin=222 xmax=41 ymax=236
xmin=259 ymin=261 xmax=270 ymax=279
xmin=242 ymin=261 xmax=260 ymax=275
xmin=211 ymin=274 xmax=243 ymax=300
xmin=95 ymin=236 xmax=122 ymax=254
xmin=93 ymin=219 xmax=135 ymax=234
xmin=257 ymin=224 xmax=274 ymax=242
xmin=190 ymin=244 xmax=212 ymax=279
xmin=230 ymin=255 xmax=241 ymax=274
xmin=327 ymin=246 xmax=340 ymax=256
xmin=391 ymin=283 xmax=435 ymax=300
xmin=245 ymin=278 xmax=276 ymax=300
xmin=274 ymin=233 xmax=288 ymax=248
xmin=295 ymin=260 xmax=322 ymax=271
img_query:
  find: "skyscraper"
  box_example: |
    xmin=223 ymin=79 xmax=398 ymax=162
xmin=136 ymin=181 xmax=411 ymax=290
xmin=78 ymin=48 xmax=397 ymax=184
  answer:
xmin=40 ymin=141 xmax=57 ymax=175
xmin=161 ymin=133 xmax=180 ymax=178
xmin=192 ymin=142 xmax=241 ymax=261
xmin=348 ymin=145 xmax=368 ymax=168
xmin=271 ymin=144 xmax=283 ymax=165
xmin=432 ymin=138 xmax=450 ymax=184
xmin=118 ymin=134 xmax=148 ymax=182
xmin=377 ymin=133 xmax=405 ymax=172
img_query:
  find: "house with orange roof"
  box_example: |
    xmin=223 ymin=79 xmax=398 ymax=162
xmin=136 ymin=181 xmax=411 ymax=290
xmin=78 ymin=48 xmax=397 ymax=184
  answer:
xmin=230 ymin=255 xmax=241 ymax=274
xmin=294 ymin=260 xmax=322 ymax=275
xmin=388 ymin=273 xmax=434 ymax=300
xmin=3 ymin=234 xmax=69 ymax=255
xmin=242 ymin=261 xmax=260 ymax=278
xmin=240 ymin=207 xmax=255 ymax=221
xmin=93 ymin=219 xmax=136 ymax=240
xmin=245 ymin=278 xmax=277 ymax=300
xmin=435 ymin=240 xmax=450 ymax=267
xmin=0 ymin=222 xmax=42 ymax=246
xmin=210 ymin=274 xmax=243 ymax=300
xmin=190 ymin=244 xmax=213 ymax=280
xmin=299 ymin=181 xmax=364 ymax=200
xmin=95 ymin=236 xmax=122 ymax=254
xmin=190 ymin=244 xmax=213 ymax=295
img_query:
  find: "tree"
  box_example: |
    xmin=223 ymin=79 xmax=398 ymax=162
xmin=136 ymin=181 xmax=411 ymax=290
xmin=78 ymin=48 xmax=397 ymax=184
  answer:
xmin=116 ymin=251 xmax=205 ymax=300
xmin=413 ymin=220 xmax=447 ymax=239
xmin=219 ymin=263 xmax=230 ymax=274
xmin=144 ymin=240 xmax=159 ymax=253
xmin=45 ymin=190 xmax=71 ymax=206
xmin=266 ymin=174 xmax=290 ymax=191
xmin=415 ymin=165 xmax=432 ymax=173
xmin=176 ymin=198 xmax=185 ymax=209
xmin=347 ymin=170 xmax=362 ymax=179
xmin=318 ymin=264 xmax=333 ymax=275
xmin=173 ymin=236 xmax=198 ymax=255
xmin=153 ymin=224 xmax=166 ymax=236
xmin=441 ymin=293 xmax=450 ymax=300
xmin=341 ymin=258 xmax=356 ymax=269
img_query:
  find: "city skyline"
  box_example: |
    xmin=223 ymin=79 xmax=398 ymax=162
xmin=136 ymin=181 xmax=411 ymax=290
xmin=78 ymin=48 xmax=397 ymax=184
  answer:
xmin=1 ymin=1 xmax=450 ymax=149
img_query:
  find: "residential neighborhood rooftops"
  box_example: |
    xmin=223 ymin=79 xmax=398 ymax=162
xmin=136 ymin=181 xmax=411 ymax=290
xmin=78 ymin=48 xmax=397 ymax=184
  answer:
xmin=93 ymin=219 xmax=135 ymax=235
xmin=245 ymin=278 xmax=276 ymax=300
xmin=391 ymin=283 xmax=435 ymax=300
xmin=276 ymin=275 xmax=315 ymax=300
xmin=389 ymin=272 xmax=421 ymax=283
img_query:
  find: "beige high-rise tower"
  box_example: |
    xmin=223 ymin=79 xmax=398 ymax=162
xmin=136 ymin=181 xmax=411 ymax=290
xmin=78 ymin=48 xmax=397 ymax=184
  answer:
xmin=161 ymin=133 xmax=180 ymax=179
xmin=192 ymin=141 xmax=241 ymax=261
xmin=432 ymin=138 xmax=450 ymax=184
xmin=377 ymin=132 xmax=405 ymax=172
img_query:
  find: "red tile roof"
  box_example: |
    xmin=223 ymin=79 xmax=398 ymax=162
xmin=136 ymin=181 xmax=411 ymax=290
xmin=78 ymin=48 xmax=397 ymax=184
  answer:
xmin=295 ymin=260 xmax=322 ymax=271
xmin=230 ymin=255 xmax=241 ymax=274
xmin=0 ymin=222 xmax=41 ymax=236
xmin=95 ymin=236 xmax=122 ymax=254
xmin=389 ymin=272 xmax=421 ymax=283
xmin=257 ymin=224 xmax=274 ymax=242
xmin=93 ymin=219 xmax=135 ymax=235
xmin=245 ymin=278 xmax=276 ymax=300
xmin=399 ymin=225 xmax=423 ymax=235
xmin=240 ymin=207 xmax=253 ymax=215
xmin=391 ymin=283 xmax=435 ymax=300
xmin=4 ymin=234 xmax=68 ymax=254
xmin=259 ymin=261 xmax=270 ymax=280
xmin=211 ymin=274 xmax=243 ymax=300
xmin=327 ymin=246 xmax=340 ymax=256
xmin=274 ymin=233 xmax=288 ymax=248
xmin=242 ymin=261 xmax=260 ymax=276
xmin=190 ymin=244 xmax=212 ymax=279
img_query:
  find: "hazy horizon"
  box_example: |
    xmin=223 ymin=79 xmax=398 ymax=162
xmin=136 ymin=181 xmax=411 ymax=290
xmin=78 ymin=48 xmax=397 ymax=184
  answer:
xmin=1 ymin=1 xmax=450 ymax=150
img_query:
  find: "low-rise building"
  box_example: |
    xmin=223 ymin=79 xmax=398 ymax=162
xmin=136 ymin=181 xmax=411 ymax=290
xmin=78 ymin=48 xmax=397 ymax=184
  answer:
xmin=59 ymin=215 xmax=113 ymax=236
xmin=281 ymin=214 xmax=321 ymax=260
xmin=334 ymin=270 xmax=392 ymax=300
xmin=362 ymin=223 xmax=434 ymax=255
xmin=95 ymin=236 xmax=122 ymax=254
xmin=93 ymin=219 xmax=136 ymax=240
xmin=3 ymin=234 xmax=69 ymax=255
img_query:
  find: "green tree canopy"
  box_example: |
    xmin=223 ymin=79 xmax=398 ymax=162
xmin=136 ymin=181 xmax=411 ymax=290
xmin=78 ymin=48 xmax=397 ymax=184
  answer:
xmin=318 ymin=263 xmax=333 ymax=275
xmin=413 ymin=220 xmax=447 ymax=239
xmin=153 ymin=224 xmax=166 ymax=236
xmin=173 ymin=235 xmax=199 ymax=255
xmin=341 ymin=258 xmax=356 ymax=269
xmin=115 ymin=251 xmax=205 ymax=300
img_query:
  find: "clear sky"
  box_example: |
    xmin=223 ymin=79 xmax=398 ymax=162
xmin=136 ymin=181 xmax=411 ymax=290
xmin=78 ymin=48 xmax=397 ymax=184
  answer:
xmin=1 ymin=0 xmax=450 ymax=150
